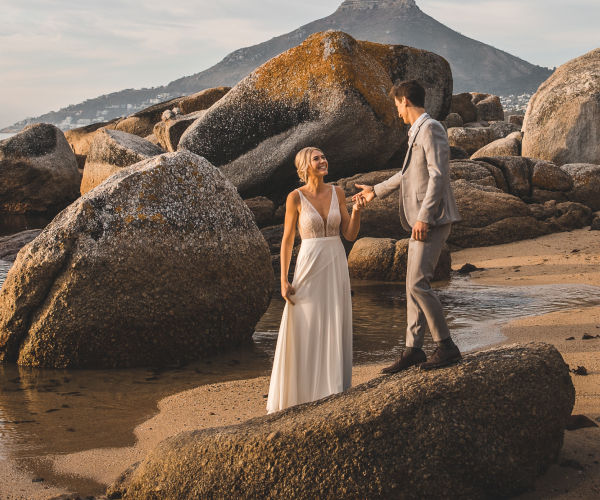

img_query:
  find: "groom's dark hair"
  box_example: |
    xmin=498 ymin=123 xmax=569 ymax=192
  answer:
xmin=390 ymin=80 xmax=426 ymax=107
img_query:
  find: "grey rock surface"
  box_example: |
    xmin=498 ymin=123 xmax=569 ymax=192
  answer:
xmin=348 ymin=236 xmax=450 ymax=281
xmin=178 ymin=30 xmax=452 ymax=199
xmin=80 ymin=129 xmax=164 ymax=194
xmin=561 ymin=163 xmax=600 ymax=210
xmin=447 ymin=127 xmax=494 ymax=155
xmin=153 ymin=110 xmax=207 ymax=152
xmin=470 ymin=132 xmax=521 ymax=159
xmin=0 ymin=151 xmax=273 ymax=368
xmin=522 ymin=48 xmax=600 ymax=165
xmin=109 ymin=342 xmax=574 ymax=500
xmin=0 ymin=124 xmax=80 ymax=214
xmin=471 ymin=92 xmax=504 ymax=121
xmin=112 ymin=87 xmax=230 ymax=138
xmin=0 ymin=229 xmax=42 ymax=261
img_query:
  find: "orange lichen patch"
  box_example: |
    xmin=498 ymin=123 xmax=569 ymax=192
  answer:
xmin=359 ymin=40 xmax=428 ymax=73
xmin=253 ymin=31 xmax=397 ymax=127
xmin=124 ymin=215 xmax=135 ymax=224
xmin=150 ymin=213 xmax=166 ymax=223
xmin=115 ymin=206 xmax=123 ymax=213
xmin=137 ymin=213 xmax=147 ymax=221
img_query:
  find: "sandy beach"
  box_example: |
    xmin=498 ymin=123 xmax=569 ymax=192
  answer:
xmin=2 ymin=227 xmax=599 ymax=499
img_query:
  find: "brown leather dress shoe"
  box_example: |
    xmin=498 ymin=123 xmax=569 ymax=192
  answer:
xmin=381 ymin=348 xmax=427 ymax=374
xmin=420 ymin=343 xmax=462 ymax=370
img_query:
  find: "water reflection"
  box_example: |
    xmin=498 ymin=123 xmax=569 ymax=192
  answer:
xmin=255 ymin=277 xmax=600 ymax=362
xmin=0 ymin=213 xmax=52 ymax=237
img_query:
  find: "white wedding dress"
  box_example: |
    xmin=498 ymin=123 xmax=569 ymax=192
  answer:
xmin=266 ymin=185 xmax=352 ymax=414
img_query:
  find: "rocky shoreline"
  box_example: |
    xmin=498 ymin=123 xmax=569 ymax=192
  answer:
xmin=0 ymin=26 xmax=599 ymax=500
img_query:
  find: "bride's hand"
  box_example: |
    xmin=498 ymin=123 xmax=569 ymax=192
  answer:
xmin=281 ymin=281 xmax=296 ymax=305
xmin=352 ymin=194 xmax=366 ymax=213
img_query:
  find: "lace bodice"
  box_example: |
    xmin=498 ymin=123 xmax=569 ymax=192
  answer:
xmin=296 ymin=185 xmax=341 ymax=239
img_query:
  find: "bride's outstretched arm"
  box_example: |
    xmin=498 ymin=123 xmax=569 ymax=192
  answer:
xmin=280 ymin=190 xmax=300 ymax=304
xmin=338 ymin=186 xmax=364 ymax=241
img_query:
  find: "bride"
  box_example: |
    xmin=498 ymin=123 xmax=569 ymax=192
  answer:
xmin=266 ymin=147 xmax=365 ymax=413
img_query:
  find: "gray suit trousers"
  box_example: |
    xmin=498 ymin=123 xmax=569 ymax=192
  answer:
xmin=405 ymin=223 xmax=451 ymax=348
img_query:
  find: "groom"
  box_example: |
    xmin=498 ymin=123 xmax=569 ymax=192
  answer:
xmin=354 ymin=80 xmax=462 ymax=373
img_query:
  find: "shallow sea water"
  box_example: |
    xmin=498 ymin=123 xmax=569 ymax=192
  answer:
xmin=1 ymin=261 xmax=600 ymax=493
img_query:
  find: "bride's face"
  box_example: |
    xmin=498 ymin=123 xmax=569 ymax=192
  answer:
xmin=307 ymin=150 xmax=328 ymax=180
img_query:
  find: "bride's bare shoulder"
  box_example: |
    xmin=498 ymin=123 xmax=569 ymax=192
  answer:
xmin=286 ymin=189 xmax=301 ymax=206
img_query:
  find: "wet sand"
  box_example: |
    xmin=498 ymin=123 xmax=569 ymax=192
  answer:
xmin=3 ymin=228 xmax=600 ymax=499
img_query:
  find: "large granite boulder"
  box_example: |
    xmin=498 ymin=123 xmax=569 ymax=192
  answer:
xmin=348 ymin=237 xmax=450 ymax=281
xmin=336 ymin=170 xmax=411 ymax=240
xmin=109 ymin=343 xmax=574 ymax=500
xmin=470 ymin=132 xmax=522 ymax=159
xmin=529 ymin=201 xmax=592 ymax=231
xmin=80 ymin=129 xmax=164 ymax=194
xmin=532 ymin=160 xmax=573 ymax=192
xmin=470 ymin=92 xmax=504 ymax=121
xmin=0 ymin=124 xmax=81 ymax=214
xmin=153 ymin=110 xmax=207 ymax=152
xmin=0 ymin=151 xmax=273 ymax=368
xmin=447 ymin=127 xmax=494 ymax=155
xmin=449 ymin=159 xmax=501 ymax=189
xmin=449 ymin=179 xmax=549 ymax=247
xmin=477 ymin=156 xmax=533 ymax=199
xmin=522 ymin=48 xmax=600 ymax=165
xmin=178 ymin=30 xmax=452 ymax=199
xmin=450 ymin=93 xmax=478 ymax=123
xmin=64 ymin=119 xmax=120 ymax=169
xmin=112 ymin=87 xmax=230 ymax=138
xmin=244 ymin=196 xmax=276 ymax=228
xmin=561 ymin=163 xmax=600 ymax=210
xmin=444 ymin=112 xmax=463 ymax=128
xmin=489 ymin=121 xmax=520 ymax=140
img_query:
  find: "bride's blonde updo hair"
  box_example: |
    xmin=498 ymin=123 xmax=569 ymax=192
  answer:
xmin=295 ymin=147 xmax=322 ymax=184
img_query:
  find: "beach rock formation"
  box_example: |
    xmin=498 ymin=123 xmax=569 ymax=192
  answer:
xmin=336 ymin=170 xmax=410 ymax=240
xmin=561 ymin=163 xmax=600 ymax=210
xmin=449 ymin=159 xmax=504 ymax=189
xmin=0 ymin=229 xmax=42 ymax=261
xmin=447 ymin=127 xmax=494 ymax=155
xmin=178 ymin=30 xmax=452 ymax=199
xmin=470 ymin=132 xmax=522 ymax=159
xmin=450 ymin=92 xmax=503 ymax=123
xmin=153 ymin=110 xmax=207 ymax=152
xmin=244 ymin=196 xmax=276 ymax=228
xmin=0 ymin=151 xmax=273 ymax=368
xmin=470 ymin=92 xmax=504 ymax=121
xmin=112 ymin=87 xmax=230 ymax=138
xmin=80 ymin=129 xmax=164 ymax=194
xmin=0 ymin=124 xmax=81 ymax=214
xmin=348 ymin=236 xmax=450 ymax=281
xmin=64 ymin=119 xmax=120 ymax=169
xmin=444 ymin=112 xmax=463 ymax=128
xmin=522 ymin=48 xmax=600 ymax=165
xmin=508 ymin=115 xmax=524 ymax=128
xmin=109 ymin=343 xmax=574 ymax=500
xmin=449 ymin=179 xmax=548 ymax=247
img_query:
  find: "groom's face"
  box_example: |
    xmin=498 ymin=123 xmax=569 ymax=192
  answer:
xmin=394 ymin=97 xmax=409 ymax=125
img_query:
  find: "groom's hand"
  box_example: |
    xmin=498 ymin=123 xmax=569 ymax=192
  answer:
xmin=412 ymin=221 xmax=429 ymax=241
xmin=353 ymin=184 xmax=375 ymax=203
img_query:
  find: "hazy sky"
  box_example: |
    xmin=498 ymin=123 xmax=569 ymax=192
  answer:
xmin=1 ymin=0 xmax=598 ymax=129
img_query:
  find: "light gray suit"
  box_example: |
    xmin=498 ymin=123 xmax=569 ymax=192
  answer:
xmin=374 ymin=114 xmax=461 ymax=348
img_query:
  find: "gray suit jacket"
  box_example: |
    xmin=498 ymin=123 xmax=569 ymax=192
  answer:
xmin=374 ymin=116 xmax=461 ymax=231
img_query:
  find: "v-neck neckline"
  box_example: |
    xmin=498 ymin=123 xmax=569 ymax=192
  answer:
xmin=299 ymin=185 xmax=335 ymax=226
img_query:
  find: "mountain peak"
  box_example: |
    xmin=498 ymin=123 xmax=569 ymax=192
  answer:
xmin=336 ymin=0 xmax=417 ymax=11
